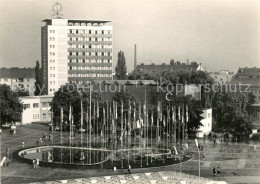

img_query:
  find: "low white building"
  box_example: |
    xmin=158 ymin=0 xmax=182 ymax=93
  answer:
xmin=196 ymin=108 xmax=212 ymax=137
xmin=20 ymin=95 xmax=53 ymax=124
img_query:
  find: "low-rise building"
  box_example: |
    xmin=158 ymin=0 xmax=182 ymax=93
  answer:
xmin=20 ymin=95 xmax=53 ymax=124
xmin=0 ymin=67 xmax=35 ymax=95
xmin=196 ymin=108 xmax=212 ymax=137
xmin=209 ymin=70 xmax=234 ymax=84
xmin=134 ymin=61 xmax=201 ymax=74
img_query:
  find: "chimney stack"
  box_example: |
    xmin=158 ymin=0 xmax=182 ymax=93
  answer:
xmin=134 ymin=44 xmax=137 ymax=70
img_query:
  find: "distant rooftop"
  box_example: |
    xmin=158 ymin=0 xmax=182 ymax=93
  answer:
xmin=237 ymin=67 xmax=260 ymax=76
xmin=91 ymin=80 xmax=157 ymax=85
xmin=228 ymin=67 xmax=260 ymax=87
xmin=135 ymin=62 xmax=199 ymax=72
xmin=42 ymin=18 xmax=111 ymax=26
xmin=0 ymin=67 xmax=35 ymax=79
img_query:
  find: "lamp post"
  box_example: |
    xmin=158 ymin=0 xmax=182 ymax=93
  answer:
xmin=173 ymin=146 xmax=182 ymax=177
xmin=195 ymin=139 xmax=200 ymax=180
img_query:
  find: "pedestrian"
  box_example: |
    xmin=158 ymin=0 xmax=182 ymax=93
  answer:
xmin=213 ymin=166 xmax=216 ymax=176
xmin=49 ymin=134 xmax=51 ymax=141
xmin=202 ymin=152 xmax=205 ymax=160
xmin=39 ymin=137 xmax=42 ymax=145
xmin=217 ymin=166 xmax=220 ymax=175
xmin=253 ymin=144 xmax=257 ymax=151
xmin=200 ymin=144 xmax=204 ymax=151
xmin=36 ymin=139 xmax=39 ymax=146
xmin=22 ymin=140 xmax=24 ymax=148
xmin=128 ymin=165 xmax=131 ymax=174
xmin=203 ymin=134 xmax=206 ymax=143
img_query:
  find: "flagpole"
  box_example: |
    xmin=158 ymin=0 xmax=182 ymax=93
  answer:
xmin=121 ymin=100 xmax=123 ymax=169
xmin=151 ymin=109 xmax=153 ymax=163
xmin=89 ymin=84 xmax=92 ymax=164
xmin=133 ymin=101 xmax=136 ymax=163
xmin=139 ymin=101 xmax=142 ymax=167
xmin=128 ymin=100 xmax=131 ymax=165
xmin=60 ymin=107 xmax=63 ymax=163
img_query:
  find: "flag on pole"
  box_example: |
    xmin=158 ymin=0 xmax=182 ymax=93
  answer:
xmin=178 ymin=106 xmax=181 ymax=121
xmin=81 ymin=101 xmax=83 ymax=126
xmin=61 ymin=107 xmax=63 ymax=123
xmin=172 ymin=105 xmax=175 ymax=123
xmin=186 ymin=105 xmax=189 ymax=122
xmin=97 ymin=101 xmax=99 ymax=118
xmin=182 ymin=105 xmax=185 ymax=124
xmin=69 ymin=105 xmax=72 ymax=122
xmin=115 ymin=101 xmax=118 ymax=119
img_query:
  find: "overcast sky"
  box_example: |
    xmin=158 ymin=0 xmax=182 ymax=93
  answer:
xmin=0 ymin=0 xmax=260 ymax=72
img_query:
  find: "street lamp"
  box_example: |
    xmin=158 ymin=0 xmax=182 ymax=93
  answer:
xmin=173 ymin=146 xmax=182 ymax=177
xmin=195 ymin=139 xmax=200 ymax=180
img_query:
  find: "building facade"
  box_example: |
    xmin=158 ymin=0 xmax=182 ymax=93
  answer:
xmin=41 ymin=18 xmax=113 ymax=95
xmin=20 ymin=95 xmax=53 ymax=124
xmin=0 ymin=67 xmax=35 ymax=95
xmin=209 ymin=70 xmax=234 ymax=84
xmin=229 ymin=67 xmax=260 ymax=130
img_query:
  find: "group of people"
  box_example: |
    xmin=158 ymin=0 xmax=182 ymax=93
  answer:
xmin=213 ymin=166 xmax=220 ymax=176
xmin=36 ymin=133 xmax=52 ymax=146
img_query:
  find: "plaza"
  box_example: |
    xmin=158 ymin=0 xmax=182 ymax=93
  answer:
xmin=1 ymin=123 xmax=260 ymax=184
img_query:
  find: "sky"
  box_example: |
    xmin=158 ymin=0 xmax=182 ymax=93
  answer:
xmin=0 ymin=0 xmax=260 ymax=72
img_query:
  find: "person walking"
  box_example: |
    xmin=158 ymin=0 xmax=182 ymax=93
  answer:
xmin=213 ymin=166 xmax=216 ymax=176
xmin=21 ymin=140 xmax=25 ymax=148
xmin=128 ymin=165 xmax=131 ymax=174
xmin=217 ymin=166 xmax=220 ymax=175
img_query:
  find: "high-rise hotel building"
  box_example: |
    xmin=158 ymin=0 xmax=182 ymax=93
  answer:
xmin=41 ymin=18 xmax=113 ymax=95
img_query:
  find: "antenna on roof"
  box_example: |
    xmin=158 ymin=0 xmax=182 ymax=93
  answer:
xmin=52 ymin=2 xmax=63 ymax=18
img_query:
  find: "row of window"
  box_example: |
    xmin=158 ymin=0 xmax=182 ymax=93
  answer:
xmin=50 ymin=67 xmax=56 ymax=70
xmin=68 ymin=73 xmax=112 ymax=77
xmin=68 ymin=52 xmax=111 ymax=56
xmin=68 ymin=66 xmax=112 ymax=70
xmin=49 ymin=45 xmax=55 ymax=48
xmin=49 ymin=81 xmax=56 ymax=85
xmin=69 ymin=30 xmax=111 ymax=34
xmin=69 ymin=59 xmax=111 ymax=64
xmin=50 ymin=74 xmax=56 ymax=77
xmin=23 ymin=103 xmax=39 ymax=109
xmin=68 ymin=37 xmax=111 ymax=42
xmin=0 ymin=78 xmax=31 ymax=82
xmin=50 ymin=37 xmax=55 ymax=41
xmin=50 ymin=30 xmax=55 ymax=33
xmin=50 ymin=88 xmax=56 ymax=92
xmin=50 ymin=59 xmax=56 ymax=63
xmin=68 ymin=44 xmax=112 ymax=49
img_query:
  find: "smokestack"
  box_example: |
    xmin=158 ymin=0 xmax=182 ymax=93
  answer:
xmin=134 ymin=44 xmax=137 ymax=70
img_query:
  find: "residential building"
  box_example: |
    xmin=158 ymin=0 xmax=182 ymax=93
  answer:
xmin=0 ymin=67 xmax=35 ymax=95
xmin=209 ymin=70 xmax=234 ymax=84
xmin=134 ymin=61 xmax=201 ymax=74
xmin=228 ymin=67 xmax=260 ymax=130
xmin=20 ymin=95 xmax=53 ymax=124
xmin=196 ymin=109 xmax=212 ymax=137
xmin=41 ymin=18 xmax=113 ymax=95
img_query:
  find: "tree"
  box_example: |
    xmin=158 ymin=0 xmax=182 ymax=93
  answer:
xmin=166 ymin=95 xmax=203 ymax=133
xmin=34 ymin=60 xmax=43 ymax=96
xmin=115 ymin=51 xmax=127 ymax=80
xmin=51 ymin=83 xmax=101 ymax=130
xmin=212 ymin=88 xmax=254 ymax=142
xmin=0 ymin=84 xmax=23 ymax=124
xmin=112 ymin=90 xmax=138 ymax=126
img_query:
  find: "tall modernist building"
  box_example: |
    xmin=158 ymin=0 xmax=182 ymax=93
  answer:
xmin=41 ymin=18 xmax=113 ymax=95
